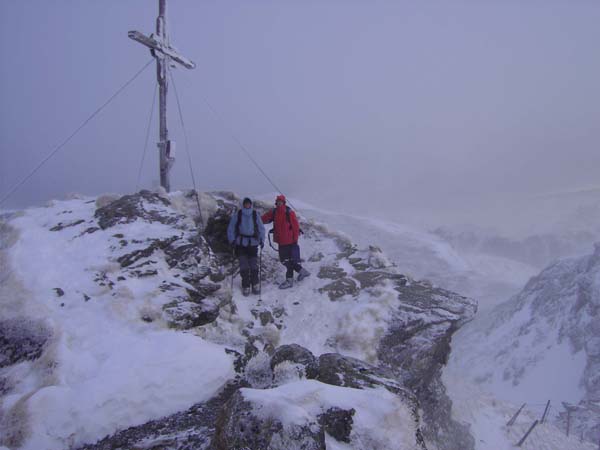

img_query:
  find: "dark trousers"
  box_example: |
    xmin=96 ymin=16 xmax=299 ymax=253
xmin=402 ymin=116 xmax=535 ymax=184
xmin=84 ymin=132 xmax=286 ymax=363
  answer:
xmin=278 ymin=243 xmax=302 ymax=279
xmin=236 ymin=245 xmax=259 ymax=288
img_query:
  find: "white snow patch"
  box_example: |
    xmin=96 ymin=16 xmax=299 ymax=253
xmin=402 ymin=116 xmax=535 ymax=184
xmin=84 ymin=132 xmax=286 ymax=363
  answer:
xmin=242 ymin=380 xmax=420 ymax=450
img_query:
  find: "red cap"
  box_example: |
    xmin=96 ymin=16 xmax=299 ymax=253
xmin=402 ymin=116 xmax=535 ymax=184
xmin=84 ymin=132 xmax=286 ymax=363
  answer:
xmin=276 ymin=194 xmax=286 ymax=203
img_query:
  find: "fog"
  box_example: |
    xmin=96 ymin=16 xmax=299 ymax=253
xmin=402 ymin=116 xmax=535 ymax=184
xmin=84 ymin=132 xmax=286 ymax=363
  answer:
xmin=1 ymin=1 xmax=599 ymax=234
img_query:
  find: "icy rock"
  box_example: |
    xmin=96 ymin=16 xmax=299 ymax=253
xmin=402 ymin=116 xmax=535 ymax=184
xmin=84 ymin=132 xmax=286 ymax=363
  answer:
xmin=245 ymin=352 xmax=273 ymax=389
xmin=94 ymin=190 xmax=180 ymax=229
xmin=212 ymin=390 xmax=325 ymax=450
xmin=203 ymin=208 xmax=235 ymax=255
xmin=270 ymin=344 xmax=319 ymax=380
xmin=317 ymin=407 xmax=355 ymax=443
xmin=0 ymin=318 xmax=51 ymax=368
xmin=316 ymin=353 xmax=408 ymax=397
xmin=117 ymin=236 xmax=179 ymax=268
xmin=95 ymin=193 xmax=120 ymax=209
xmin=75 ymin=381 xmax=243 ymax=450
xmin=352 ymin=270 xmax=407 ymax=289
xmin=317 ymin=265 xmax=347 ymax=280
xmin=318 ymin=277 xmax=359 ymax=300
xmin=162 ymin=298 xmax=220 ymax=329
xmin=308 ymin=252 xmax=324 ymax=262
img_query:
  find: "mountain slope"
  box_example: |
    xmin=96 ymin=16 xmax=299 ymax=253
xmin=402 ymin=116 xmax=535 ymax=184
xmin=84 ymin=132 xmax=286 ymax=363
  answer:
xmin=446 ymin=243 xmax=600 ymax=444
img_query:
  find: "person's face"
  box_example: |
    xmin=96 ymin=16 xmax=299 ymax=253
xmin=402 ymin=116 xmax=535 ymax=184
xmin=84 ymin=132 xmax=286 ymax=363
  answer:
xmin=243 ymin=202 xmax=252 ymax=209
xmin=276 ymin=200 xmax=284 ymax=207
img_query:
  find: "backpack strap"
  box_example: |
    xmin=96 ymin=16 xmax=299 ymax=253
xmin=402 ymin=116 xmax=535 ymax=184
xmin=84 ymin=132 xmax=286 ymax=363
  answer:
xmin=236 ymin=209 xmax=260 ymax=244
xmin=235 ymin=209 xmax=242 ymax=238
xmin=252 ymin=210 xmax=260 ymax=240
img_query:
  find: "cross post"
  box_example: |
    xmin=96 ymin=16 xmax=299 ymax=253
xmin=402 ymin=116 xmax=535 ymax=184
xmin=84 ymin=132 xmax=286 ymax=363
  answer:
xmin=128 ymin=0 xmax=196 ymax=192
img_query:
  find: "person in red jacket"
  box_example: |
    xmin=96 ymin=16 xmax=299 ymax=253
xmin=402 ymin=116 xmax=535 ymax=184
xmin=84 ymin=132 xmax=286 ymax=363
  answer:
xmin=262 ymin=194 xmax=310 ymax=289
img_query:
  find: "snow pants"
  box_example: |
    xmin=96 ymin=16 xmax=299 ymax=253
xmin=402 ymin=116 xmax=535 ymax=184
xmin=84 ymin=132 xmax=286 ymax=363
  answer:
xmin=236 ymin=245 xmax=259 ymax=288
xmin=278 ymin=243 xmax=302 ymax=280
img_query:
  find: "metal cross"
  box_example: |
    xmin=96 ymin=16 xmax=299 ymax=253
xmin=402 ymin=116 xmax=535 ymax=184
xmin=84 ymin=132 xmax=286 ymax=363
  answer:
xmin=128 ymin=0 xmax=196 ymax=192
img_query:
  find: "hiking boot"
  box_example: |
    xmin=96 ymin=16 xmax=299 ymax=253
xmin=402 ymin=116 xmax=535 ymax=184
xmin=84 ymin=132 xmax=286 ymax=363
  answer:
xmin=242 ymin=286 xmax=251 ymax=297
xmin=252 ymin=284 xmax=260 ymax=295
xmin=279 ymin=278 xmax=294 ymax=289
xmin=297 ymin=268 xmax=311 ymax=282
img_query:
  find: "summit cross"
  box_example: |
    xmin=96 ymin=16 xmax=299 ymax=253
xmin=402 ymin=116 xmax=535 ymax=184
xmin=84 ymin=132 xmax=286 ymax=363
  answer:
xmin=128 ymin=0 xmax=196 ymax=192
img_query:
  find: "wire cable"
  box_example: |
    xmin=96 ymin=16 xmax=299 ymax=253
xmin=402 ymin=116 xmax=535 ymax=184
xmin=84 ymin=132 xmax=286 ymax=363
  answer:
xmin=168 ymin=68 xmax=203 ymax=226
xmin=0 ymin=59 xmax=154 ymax=208
xmin=135 ymin=84 xmax=158 ymax=192
xmin=197 ymin=92 xmax=299 ymax=212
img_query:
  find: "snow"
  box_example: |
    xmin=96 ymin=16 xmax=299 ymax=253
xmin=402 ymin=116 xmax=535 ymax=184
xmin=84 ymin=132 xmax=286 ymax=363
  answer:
xmin=242 ymin=379 xmax=421 ymax=450
xmin=287 ymin=199 xmax=536 ymax=312
xmin=1 ymin=198 xmax=234 ymax=450
xmin=445 ymin=375 xmax=597 ymax=450
xmin=2 ymin=192 xmax=597 ymax=449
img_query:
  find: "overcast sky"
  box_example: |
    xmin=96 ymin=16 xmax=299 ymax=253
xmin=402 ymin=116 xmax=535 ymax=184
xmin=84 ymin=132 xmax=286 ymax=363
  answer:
xmin=1 ymin=1 xmax=599 ymax=230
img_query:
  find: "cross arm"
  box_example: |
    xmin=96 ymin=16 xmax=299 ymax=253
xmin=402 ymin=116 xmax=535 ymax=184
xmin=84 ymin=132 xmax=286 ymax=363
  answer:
xmin=128 ymin=30 xmax=196 ymax=69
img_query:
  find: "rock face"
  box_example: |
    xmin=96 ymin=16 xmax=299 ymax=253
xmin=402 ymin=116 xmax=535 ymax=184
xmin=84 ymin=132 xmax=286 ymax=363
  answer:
xmin=378 ymin=282 xmax=477 ymax=450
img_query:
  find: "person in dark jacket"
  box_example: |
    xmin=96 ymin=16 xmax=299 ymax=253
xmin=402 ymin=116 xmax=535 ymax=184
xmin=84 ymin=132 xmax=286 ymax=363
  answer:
xmin=227 ymin=197 xmax=266 ymax=296
xmin=261 ymin=194 xmax=310 ymax=289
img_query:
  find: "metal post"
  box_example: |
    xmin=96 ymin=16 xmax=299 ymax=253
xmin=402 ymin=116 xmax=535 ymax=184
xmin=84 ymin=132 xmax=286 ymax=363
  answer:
xmin=566 ymin=409 xmax=571 ymax=436
xmin=541 ymin=400 xmax=551 ymax=424
xmin=516 ymin=420 xmax=538 ymax=447
xmin=507 ymin=403 xmax=526 ymax=427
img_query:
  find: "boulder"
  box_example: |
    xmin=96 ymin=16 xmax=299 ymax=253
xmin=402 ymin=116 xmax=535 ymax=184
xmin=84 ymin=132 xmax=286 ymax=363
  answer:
xmin=270 ymin=344 xmax=319 ymax=380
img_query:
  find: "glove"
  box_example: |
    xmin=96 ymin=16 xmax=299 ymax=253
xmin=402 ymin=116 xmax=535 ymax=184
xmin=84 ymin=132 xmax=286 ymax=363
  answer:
xmin=229 ymin=241 xmax=236 ymax=248
xmin=260 ymin=241 xmax=264 ymax=249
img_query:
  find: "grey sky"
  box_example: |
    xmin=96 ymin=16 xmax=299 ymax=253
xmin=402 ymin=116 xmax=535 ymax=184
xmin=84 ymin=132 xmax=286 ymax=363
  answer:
xmin=1 ymin=1 xmax=599 ymax=230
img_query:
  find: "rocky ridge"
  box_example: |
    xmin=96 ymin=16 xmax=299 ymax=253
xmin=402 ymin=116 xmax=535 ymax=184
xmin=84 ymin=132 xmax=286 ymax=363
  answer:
xmin=0 ymin=190 xmax=477 ymax=450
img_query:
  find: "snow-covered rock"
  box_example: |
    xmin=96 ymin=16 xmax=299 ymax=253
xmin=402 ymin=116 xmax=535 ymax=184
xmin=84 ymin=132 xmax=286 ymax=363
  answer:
xmin=0 ymin=190 xmax=476 ymax=450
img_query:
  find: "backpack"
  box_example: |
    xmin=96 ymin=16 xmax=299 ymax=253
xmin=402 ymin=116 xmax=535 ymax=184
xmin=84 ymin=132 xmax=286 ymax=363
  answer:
xmin=270 ymin=206 xmax=303 ymax=235
xmin=272 ymin=206 xmax=292 ymax=229
xmin=236 ymin=209 xmax=260 ymax=240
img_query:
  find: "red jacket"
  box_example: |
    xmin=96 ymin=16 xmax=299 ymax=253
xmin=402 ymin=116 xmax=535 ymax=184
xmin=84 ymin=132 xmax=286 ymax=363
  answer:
xmin=262 ymin=205 xmax=300 ymax=245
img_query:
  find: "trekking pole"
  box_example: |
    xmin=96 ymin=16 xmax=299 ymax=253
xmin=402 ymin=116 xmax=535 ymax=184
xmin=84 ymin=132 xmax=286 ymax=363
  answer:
xmin=259 ymin=246 xmax=263 ymax=301
xmin=230 ymin=246 xmax=236 ymax=295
